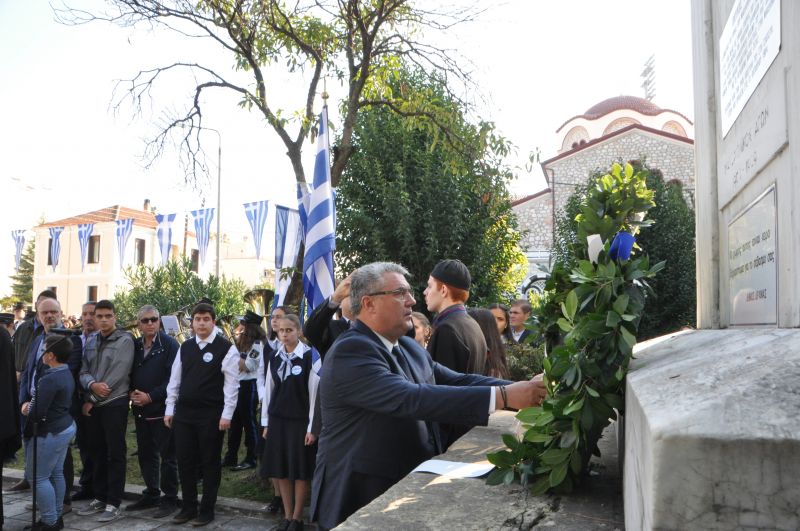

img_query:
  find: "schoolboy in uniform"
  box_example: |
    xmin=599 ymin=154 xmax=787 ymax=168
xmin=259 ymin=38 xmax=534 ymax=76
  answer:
xmin=164 ymin=303 xmax=239 ymax=527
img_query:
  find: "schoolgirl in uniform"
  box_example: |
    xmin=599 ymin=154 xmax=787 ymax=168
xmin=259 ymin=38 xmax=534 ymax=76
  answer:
xmin=261 ymin=314 xmax=319 ymax=531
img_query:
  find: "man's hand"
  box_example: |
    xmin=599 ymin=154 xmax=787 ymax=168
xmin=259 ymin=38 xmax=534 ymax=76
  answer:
xmin=90 ymin=382 xmax=111 ymax=398
xmin=332 ymin=272 xmax=353 ymax=304
xmin=130 ymin=390 xmax=152 ymax=407
xmin=219 ymin=418 xmax=231 ymax=431
xmin=304 ymin=432 xmax=316 ymax=446
xmin=82 ymin=402 xmax=93 ymax=417
xmin=262 ymin=427 xmax=268 ymax=439
xmin=501 ymin=375 xmax=547 ymax=410
xmin=164 ymin=415 xmax=173 ymax=428
xmin=21 ymin=402 xmax=30 ymax=416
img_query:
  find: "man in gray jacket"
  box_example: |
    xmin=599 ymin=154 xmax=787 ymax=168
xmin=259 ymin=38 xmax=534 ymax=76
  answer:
xmin=76 ymin=300 xmax=134 ymax=524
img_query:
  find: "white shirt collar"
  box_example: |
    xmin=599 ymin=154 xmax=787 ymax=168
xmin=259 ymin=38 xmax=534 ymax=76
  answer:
xmin=374 ymin=331 xmax=398 ymax=353
xmin=278 ymin=341 xmax=310 ymax=358
xmin=195 ymin=328 xmax=217 ymax=345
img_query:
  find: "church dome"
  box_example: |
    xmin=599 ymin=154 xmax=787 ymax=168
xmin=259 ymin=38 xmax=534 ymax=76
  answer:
xmin=584 ymin=96 xmax=661 ymax=118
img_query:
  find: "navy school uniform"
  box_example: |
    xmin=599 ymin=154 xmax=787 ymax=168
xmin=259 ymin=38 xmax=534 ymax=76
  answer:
xmin=164 ymin=330 xmax=239 ymax=517
xmin=224 ymin=340 xmax=264 ymax=465
xmin=260 ymin=342 xmax=319 ymax=481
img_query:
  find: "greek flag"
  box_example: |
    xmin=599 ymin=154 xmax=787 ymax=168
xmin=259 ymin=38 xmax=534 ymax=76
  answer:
xmin=11 ymin=230 xmax=26 ymax=272
xmin=191 ymin=208 xmax=215 ymax=266
xmin=297 ymin=182 xmax=309 ymax=237
xmin=273 ymin=206 xmax=302 ymax=310
xmin=77 ymin=223 xmax=94 ymax=272
xmin=244 ymin=200 xmax=269 ymax=259
xmin=302 ymin=107 xmax=336 ymax=372
xmin=155 ymin=213 xmax=176 ymax=265
xmin=48 ymin=227 xmax=64 ymax=272
xmin=115 ymin=218 xmax=135 ymax=269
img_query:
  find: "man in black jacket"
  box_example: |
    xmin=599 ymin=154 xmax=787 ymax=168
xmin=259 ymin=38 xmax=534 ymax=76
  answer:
xmin=303 ymin=273 xmax=353 ymax=360
xmin=0 ymin=316 xmax=20 ymax=528
xmin=126 ymin=305 xmax=180 ymax=518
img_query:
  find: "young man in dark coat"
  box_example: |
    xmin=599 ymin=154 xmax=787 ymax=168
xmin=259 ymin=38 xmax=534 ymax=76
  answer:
xmin=127 ymin=305 xmax=180 ymax=518
xmin=310 ymin=262 xmax=547 ymax=530
xmin=164 ymin=302 xmax=239 ymax=527
xmin=423 ymin=259 xmax=489 ymax=448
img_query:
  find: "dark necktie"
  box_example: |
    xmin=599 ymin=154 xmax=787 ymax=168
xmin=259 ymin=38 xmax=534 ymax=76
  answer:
xmin=392 ymin=345 xmax=413 ymax=381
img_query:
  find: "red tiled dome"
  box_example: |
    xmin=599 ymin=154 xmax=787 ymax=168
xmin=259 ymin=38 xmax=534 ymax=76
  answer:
xmin=584 ymin=96 xmax=661 ymax=117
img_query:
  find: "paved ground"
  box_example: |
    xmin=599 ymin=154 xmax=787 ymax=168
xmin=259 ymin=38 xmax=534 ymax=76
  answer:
xmin=2 ymin=477 xmax=315 ymax=531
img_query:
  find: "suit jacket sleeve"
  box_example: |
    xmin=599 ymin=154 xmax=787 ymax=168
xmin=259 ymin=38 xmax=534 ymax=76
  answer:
xmin=303 ymin=298 xmax=338 ymax=354
xmin=432 ymin=361 xmax=511 ymax=387
xmin=329 ymin=336 xmax=491 ymax=427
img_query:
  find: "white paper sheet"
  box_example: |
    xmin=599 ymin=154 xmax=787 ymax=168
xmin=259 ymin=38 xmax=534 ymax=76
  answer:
xmin=411 ymin=459 xmax=495 ymax=478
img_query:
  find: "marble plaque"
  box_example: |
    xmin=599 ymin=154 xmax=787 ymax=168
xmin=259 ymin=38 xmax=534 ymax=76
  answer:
xmin=719 ymin=0 xmax=781 ymax=137
xmin=728 ymin=186 xmax=777 ymax=325
xmin=718 ymin=75 xmax=787 ymax=206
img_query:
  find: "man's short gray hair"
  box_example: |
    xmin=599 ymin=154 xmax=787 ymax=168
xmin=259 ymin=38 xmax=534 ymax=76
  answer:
xmin=350 ymin=262 xmax=410 ymax=316
xmin=137 ymin=305 xmax=160 ymax=320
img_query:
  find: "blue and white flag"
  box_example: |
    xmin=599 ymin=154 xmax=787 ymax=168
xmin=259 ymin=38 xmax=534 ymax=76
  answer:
xmin=273 ymin=206 xmax=302 ymax=310
xmin=191 ymin=208 xmax=215 ymax=266
xmin=244 ymin=200 xmax=269 ymax=259
xmin=115 ymin=218 xmax=135 ymax=269
xmin=48 ymin=227 xmax=64 ymax=272
xmin=11 ymin=230 xmax=26 ymax=272
xmin=296 ymin=182 xmax=310 ymax=238
xmin=302 ymin=107 xmax=336 ymax=373
xmin=155 ymin=213 xmax=177 ymax=265
xmin=77 ymin=223 xmax=94 ymax=272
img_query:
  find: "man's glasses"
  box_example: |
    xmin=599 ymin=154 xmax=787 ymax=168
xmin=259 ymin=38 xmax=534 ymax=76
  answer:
xmin=367 ymin=287 xmax=415 ymax=300
xmin=139 ymin=317 xmax=159 ymax=324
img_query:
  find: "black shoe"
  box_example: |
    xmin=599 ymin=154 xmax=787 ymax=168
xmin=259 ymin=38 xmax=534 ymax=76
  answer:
xmin=126 ymin=495 xmax=160 ymax=511
xmin=4 ymin=478 xmax=30 ymax=493
xmin=190 ymin=513 xmax=214 ymax=527
xmin=230 ymin=459 xmax=256 ymax=471
xmin=172 ymin=508 xmax=198 ymax=524
xmin=70 ymin=488 xmax=93 ymax=501
xmin=152 ymin=499 xmax=178 ymax=518
xmin=286 ymin=520 xmax=304 ymax=531
xmin=266 ymin=495 xmax=283 ymax=513
xmin=221 ymin=456 xmax=237 ymax=467
xmin=271 ymin=519 xmax=291 ymax=531
xmin=23 ymin=521 xmax=59 ymax=531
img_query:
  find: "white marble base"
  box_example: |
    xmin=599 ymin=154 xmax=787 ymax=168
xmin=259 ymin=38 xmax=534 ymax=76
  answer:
xmin=624 ymin=329 xmax=800 ymax=530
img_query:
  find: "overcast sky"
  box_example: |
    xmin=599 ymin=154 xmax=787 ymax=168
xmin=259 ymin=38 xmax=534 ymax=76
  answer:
xmin=0 ymin=0 xmax=694 ymax=296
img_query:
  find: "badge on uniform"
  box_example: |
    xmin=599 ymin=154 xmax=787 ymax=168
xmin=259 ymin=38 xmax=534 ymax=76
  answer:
xmin=291 ymin=365 xmax=302 ymax=376
xmin=249 ymin=349 xmax=259 ymax=359
xmin=202 ymin=352 xmax=213 ymax=363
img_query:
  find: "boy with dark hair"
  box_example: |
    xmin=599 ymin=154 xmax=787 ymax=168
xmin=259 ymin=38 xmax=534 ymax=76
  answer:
xmin=164 ymin=302 xmax=239 ymax=527
xmin=76 ymin=299 xmax=135 ymax=523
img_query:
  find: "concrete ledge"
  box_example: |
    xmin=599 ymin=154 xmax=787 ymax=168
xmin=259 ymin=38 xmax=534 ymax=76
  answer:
xmin=625 ymin=329 xmax=800 ymax=530
xmin=339 ymin=411 xmax=624 ymax=530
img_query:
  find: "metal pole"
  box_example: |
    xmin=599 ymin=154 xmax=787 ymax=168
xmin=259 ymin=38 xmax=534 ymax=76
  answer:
xmin=215 ymin=134 xmax=221 ymax=278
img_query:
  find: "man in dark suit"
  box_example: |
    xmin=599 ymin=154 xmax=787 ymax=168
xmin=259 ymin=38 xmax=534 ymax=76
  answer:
xmin=310 ymin=262 xmax=547 ymax=530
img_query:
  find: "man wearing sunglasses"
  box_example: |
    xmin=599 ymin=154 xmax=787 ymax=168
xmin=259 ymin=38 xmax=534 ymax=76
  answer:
xmin=126 ymin=306 xmax=180 ymax=518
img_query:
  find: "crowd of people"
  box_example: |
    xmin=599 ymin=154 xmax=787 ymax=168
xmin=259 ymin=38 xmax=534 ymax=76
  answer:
xmin=0 ymin=259 xmax=546 ymax=531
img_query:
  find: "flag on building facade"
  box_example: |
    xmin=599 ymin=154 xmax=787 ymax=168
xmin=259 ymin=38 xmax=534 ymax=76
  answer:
xmin=77 ymin=223 xmax=94 ymax=272
xmin=273 ymin=205 xmax=302 ymax=310
xmin=244 ymin=200 xmax=269 ymax=259
xmin=11 ymin=230 xmax=26 ymax=272
xmin=48 ymin=227 xmax=64 ymax=272
xmin=302 ymin=107 xmax=336 ymax=372
xmin=191 ymin=208 xmax=215 ymax=266
xmin=115 ymin=218 xmax=134 ymax=269
xmin=155 ymin=213 xmax=176 ymax=265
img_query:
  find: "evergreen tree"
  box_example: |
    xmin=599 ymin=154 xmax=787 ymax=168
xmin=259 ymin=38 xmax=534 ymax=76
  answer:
xmin=10 ymin=240 xmax=35 ymax=304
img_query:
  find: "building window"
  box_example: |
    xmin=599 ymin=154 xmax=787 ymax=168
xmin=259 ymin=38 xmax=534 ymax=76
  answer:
xmin=47 ymin=286 xmax=57 ymax=298
xmin=134 ymin=238 xmax=146 ymax=265
xmin=87 ymin=285 xmax=98 ymax=302
xmin=88 ymin=235 xmax=100 ymax=264
xmin=190 ymin=249 xmax=199 ymax=273
xmin=47 ymin=238 xmax=53 ymax=265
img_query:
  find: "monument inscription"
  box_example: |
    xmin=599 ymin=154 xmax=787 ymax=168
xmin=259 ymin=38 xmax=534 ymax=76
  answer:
xmin=728 ymin=185 xmax=777 ymax=325
xmin=719 ymin=0 xmax=780 ymax=137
